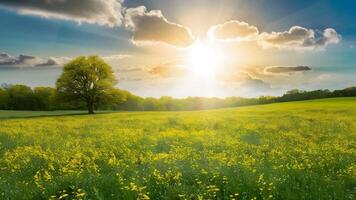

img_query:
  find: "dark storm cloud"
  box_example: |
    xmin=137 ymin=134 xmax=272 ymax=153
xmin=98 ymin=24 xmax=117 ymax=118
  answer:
xmin=0 ymin=0 xmax=123 ymax=27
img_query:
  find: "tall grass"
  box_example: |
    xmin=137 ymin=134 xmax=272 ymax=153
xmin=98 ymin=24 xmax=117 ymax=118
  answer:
xmin=0 ymin=98 xmax=355 ymax=199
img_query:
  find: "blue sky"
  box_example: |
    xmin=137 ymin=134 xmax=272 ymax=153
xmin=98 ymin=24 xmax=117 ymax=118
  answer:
xmin=0 ymin=0 xmax=355 ymax=97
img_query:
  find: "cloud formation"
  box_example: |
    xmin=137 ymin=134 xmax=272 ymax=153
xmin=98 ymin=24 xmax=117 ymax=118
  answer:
xmin=208 ymin=20 xmax=341 ymax=51
xmin=209 ymin=20 xmax=259 ymax=41
xmin=124 ymin=6 xmax=195 ymax=47
xmin=35 ymin=58 xmax=58 ymax=67
xmin=0 ymin=53 xmax=35 ymax=65
xmin=103 ymin=54 xmax=131 ymax=61
xmin=0 ymin=52 xmax=64 ymax=67
xmin=149 ymin=65 xmax=188 ymax=78
xmin=0 ymin=0 xmax=123 ymax=27
xmin=265 ymin=66 xmax=312 ymax=74
xmin=116 ymin=67 xmax=143 ymax=73
xmin=217 ymin=72 xmax=270 ymax=89
xmin=259 ymin=26 xmax=341 ymax=50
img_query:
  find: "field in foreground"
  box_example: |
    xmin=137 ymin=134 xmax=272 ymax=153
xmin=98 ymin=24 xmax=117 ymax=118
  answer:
xmin=0 ymin=98 xmax=355 ymax=200
xmin=0 ymin=110 xmax=115 ymax=119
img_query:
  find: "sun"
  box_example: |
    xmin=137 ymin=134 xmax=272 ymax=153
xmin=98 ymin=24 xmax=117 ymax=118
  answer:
xmin=186 ymin=41 xmax=221 ymax=78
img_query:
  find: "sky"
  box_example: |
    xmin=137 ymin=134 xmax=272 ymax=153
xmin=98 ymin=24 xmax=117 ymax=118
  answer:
xmin=0 ymin=0 xmax=355 ymax=98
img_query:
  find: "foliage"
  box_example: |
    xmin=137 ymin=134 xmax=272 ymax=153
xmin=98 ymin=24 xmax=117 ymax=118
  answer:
xmin=56 ymin=56 xmax=117 ymax=114
xmin=6 ymin=85 xmax=37 ymax=110
xmin=0 ymin=87 xmax=8 ymax=109
xmin=0 ymin=85 xmax=65 ymax=111
xmin=33 ymin=87 xmax=57 ymax=110
xmin=1 ymin=82 xmax=356 ymax=112
xmin=0 ymin=98 xmax=355 ymax=199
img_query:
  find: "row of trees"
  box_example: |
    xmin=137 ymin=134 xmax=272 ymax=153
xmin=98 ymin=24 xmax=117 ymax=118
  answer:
xmin=0 ymin=85 xmax=54 ymax=110
xmin=0 ymin=84 xmax=89 ymax=111
xmin=1 ymin=56 xmax=355 ymax=113
xmin=0 ymin=84 xmax=254 ymax=111
xmin=1 ymin=83 xmax=355 ymax=112
xmin=94 ymin=87 xmax=356 ymax=111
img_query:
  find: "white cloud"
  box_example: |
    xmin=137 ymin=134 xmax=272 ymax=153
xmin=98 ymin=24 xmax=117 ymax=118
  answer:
xmin=316 ymin=74 xmax=332 ymax=81
xmin=217 ymin=72 xmax=270 ymax=89
xmin=208 ymin=20 xmax=341 ymax=51
xmin=124 ymin=6 xmax=195 ymax=47
xmin=102 ymin=54 xmax=131 ymax=61
xmin=149 ymin=65 xmax=188 ymax=78
xmin=209 ymin=20 xmax=259 ymax=41
xmin=259 ymin=26 xmax=341 ymax=50
xmin=0 ymin=0 xmax=123 ymax=27
xmin=0 ymin=52 xmax=68 ymax=67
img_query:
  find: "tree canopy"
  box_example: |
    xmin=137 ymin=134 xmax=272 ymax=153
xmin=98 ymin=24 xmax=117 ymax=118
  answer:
xmin=56 ymin=56 xmax=117 ymax=114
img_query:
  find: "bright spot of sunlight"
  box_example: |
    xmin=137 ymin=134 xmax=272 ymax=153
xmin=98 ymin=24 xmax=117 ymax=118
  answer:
xmin=186 ymin=41 xmax=222 ymax=79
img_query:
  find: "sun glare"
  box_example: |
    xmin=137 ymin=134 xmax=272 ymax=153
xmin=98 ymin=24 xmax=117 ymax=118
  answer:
xmin=187 ymin=41 xmax=221 ymax=78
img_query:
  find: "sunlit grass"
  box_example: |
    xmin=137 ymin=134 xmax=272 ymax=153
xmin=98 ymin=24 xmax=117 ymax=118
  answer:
xmin=0 ymin=98 xmax=355 ymax=199
xmin=0 ymin=110 xmax=115 ymax=119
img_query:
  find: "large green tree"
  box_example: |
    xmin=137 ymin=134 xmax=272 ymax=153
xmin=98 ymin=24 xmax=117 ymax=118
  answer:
xmin=56 ymin=56 xmax=117 ymax=114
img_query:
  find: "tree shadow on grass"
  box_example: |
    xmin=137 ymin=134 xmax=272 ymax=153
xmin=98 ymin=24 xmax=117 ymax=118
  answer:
xmin=0 ymin=111 xmax=120 ymax=120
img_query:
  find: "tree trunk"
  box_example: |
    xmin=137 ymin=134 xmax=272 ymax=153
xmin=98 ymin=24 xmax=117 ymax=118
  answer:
xmin=87 ymin=100 xmax=94 ymax=114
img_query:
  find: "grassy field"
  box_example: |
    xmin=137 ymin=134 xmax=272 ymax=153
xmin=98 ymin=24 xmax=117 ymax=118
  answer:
xmin=0 ymin=98 xmax=355 ymax=200
xmin=0 ymin=110 xmax=116 ymax=119
xmin=0 ymin=110 xmax=86 ymax=119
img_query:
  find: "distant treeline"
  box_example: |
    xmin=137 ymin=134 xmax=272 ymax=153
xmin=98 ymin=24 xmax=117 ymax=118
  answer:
xmin=0 ymin=84 xmax=355 ymax=111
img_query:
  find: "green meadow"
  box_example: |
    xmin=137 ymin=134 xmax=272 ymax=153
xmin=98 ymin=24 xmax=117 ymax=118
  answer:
xmin=0 ymin=110 xmax=86 ymax=119
xmin=0 ymin=98 xmax=355 ymax=200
